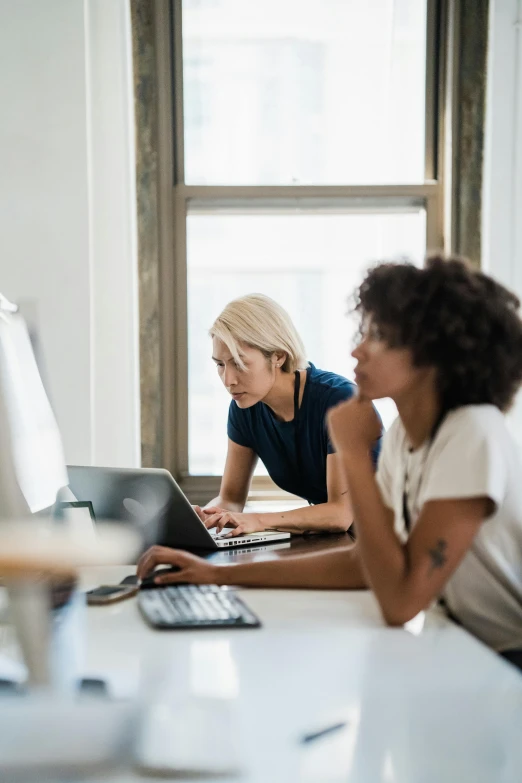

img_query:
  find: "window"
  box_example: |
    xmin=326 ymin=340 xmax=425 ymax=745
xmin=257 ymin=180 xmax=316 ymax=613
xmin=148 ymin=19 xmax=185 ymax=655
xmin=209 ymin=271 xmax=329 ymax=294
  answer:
xmin=166 ymin=0 xmax=444 ymax=498
xmin=182 ymin=0 xmax=428 ymax=185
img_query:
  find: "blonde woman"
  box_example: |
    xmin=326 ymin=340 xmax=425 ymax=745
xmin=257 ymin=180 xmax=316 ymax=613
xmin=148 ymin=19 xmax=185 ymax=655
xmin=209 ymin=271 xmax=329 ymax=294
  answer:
xmin=191 ymin=294 xmax=381 ymax=537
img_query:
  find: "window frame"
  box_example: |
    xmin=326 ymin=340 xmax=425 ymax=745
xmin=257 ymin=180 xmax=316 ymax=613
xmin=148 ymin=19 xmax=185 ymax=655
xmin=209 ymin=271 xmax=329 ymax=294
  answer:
xmin=155 ymin=0 xmax=449 ymax=504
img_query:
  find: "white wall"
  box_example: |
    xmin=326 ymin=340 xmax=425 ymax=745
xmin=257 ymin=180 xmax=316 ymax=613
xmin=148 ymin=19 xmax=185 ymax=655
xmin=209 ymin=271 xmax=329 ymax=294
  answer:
xmin=483 ymin=0 xmax=522 ymax=447
xmin=0 ymin=0 xmax=140 ymax=467
xmin=86 ymin=0 xmax=140 ymax=467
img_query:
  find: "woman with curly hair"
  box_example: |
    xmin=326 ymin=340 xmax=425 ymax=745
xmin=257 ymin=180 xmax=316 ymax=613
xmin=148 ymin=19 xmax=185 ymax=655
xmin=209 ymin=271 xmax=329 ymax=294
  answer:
xmin=138 ymin=256 xmax=522 ymax=660
xmin=328 ymin=255 xmax=522 ymax=662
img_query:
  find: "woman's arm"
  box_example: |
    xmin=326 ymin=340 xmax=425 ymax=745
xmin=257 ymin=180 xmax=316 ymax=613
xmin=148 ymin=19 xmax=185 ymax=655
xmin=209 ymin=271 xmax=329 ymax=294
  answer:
xmin=137 ymin=542 xmax=368 ymax=589
xmin=341 ymin=450 xmax=488 ymax=625
xmin=202 ymin=453 xmax=354 ymax=535
xmin=203 ymin=439 xmax=258 ymax=513
xmin=328 ymin=398 xmax=488 ymax=626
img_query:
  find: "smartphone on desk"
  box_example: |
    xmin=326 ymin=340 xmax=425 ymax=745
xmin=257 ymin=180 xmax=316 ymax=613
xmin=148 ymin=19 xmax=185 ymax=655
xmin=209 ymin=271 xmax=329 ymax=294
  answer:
xmin=86 ymin=584 xmax=138 ymax=605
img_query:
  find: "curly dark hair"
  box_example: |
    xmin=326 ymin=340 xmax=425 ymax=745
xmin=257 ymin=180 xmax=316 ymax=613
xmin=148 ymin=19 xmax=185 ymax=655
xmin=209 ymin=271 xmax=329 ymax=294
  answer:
xmin=355 ymin=255 xmax=522 ymax=412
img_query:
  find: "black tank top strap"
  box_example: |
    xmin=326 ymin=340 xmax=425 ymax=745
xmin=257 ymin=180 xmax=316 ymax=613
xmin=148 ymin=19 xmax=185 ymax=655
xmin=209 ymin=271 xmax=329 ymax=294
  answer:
xmin=293 ymin=370 xmax=312 ymax=505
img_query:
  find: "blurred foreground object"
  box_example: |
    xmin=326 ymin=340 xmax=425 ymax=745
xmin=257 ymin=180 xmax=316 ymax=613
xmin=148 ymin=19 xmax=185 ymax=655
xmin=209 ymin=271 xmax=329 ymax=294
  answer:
xmin=0 ymin=520 xmax=138 ymax=690
xmin=0 ymin=294 xmax=140 ymax=778
xmin=0 ymin=697 xmax=137 ymax=780
xmin=0 ymin=522 xmax=139 ymax=779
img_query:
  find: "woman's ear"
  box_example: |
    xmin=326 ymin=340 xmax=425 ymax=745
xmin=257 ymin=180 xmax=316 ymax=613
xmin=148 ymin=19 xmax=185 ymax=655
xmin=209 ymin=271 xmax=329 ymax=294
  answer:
xmin=273 ymin=351 xmax=287 ymax=369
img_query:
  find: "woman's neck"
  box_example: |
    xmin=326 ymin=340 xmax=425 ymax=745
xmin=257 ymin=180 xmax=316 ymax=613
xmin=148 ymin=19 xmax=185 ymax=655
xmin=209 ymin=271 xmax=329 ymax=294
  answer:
xmin=263 ymin=369 xmax=306 ymax=422
xmin=395 ymin=379 xmax=441 ymax=450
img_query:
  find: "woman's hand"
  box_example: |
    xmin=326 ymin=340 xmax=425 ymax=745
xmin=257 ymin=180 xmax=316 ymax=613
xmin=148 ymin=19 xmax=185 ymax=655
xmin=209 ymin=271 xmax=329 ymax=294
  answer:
xmin=327 ymin=396 xmax=381 ymax=456
xmin=192 ymin=505 xmax=207 ymax=523
xmin=201 ymin=508 xmax=264 ymax=537
xmin=136 ymin=546 xmax=219 ymax=585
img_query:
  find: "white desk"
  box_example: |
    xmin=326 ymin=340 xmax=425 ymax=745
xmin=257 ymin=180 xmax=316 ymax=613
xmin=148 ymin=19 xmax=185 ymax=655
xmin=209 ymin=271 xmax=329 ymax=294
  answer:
xmin=1 ymin=565 xmax=521 ymax=782
xmin=70 ymin=565 xmax=522 ymax=783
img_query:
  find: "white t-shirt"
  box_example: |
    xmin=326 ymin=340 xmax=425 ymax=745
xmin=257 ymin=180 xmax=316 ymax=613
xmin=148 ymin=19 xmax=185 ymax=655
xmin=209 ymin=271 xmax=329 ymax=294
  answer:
xmin=376 ymin=405 xmax=522 ymax=652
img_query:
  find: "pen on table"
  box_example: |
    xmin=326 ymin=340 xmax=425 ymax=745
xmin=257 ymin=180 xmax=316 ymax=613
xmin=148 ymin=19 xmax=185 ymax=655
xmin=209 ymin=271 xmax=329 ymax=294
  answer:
xmin=300 ymin=721 xmax=348 ymax=744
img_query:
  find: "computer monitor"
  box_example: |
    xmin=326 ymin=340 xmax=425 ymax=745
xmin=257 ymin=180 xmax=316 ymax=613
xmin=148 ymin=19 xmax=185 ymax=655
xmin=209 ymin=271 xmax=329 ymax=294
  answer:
xmin=0 ymin=301 xmax=67 ymax=518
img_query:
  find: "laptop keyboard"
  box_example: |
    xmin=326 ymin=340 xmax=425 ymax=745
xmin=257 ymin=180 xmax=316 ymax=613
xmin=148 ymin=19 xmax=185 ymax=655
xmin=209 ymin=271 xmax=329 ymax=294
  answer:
xmin=138 ymin=585 xmax=261 ymax=629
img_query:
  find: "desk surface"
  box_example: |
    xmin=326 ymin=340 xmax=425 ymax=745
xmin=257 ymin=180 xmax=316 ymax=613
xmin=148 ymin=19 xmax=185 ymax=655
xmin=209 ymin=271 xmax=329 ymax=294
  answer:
xmin=2 ymin=532 xmax=522 ymax=783
xmin=204 ymin=530 xmax=353 ymax=565
xmin=79 ymin=556 xmax=522 ymax=783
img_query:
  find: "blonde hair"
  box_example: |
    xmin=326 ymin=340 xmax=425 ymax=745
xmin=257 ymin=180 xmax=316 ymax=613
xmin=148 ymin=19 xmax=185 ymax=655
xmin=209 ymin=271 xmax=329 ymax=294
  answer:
xmin=209 ymin=294 xmax=308 ymax=373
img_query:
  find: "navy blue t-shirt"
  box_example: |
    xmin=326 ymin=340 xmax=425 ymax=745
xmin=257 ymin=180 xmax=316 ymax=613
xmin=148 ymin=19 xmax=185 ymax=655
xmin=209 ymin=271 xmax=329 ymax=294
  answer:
xmin=227 ymin=363 xmax=381 ymax=505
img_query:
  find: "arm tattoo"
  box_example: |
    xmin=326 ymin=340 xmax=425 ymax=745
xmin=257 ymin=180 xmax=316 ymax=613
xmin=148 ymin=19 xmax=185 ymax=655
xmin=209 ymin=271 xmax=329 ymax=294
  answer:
xmin=428 ymin=539 xmax=448 ymax=572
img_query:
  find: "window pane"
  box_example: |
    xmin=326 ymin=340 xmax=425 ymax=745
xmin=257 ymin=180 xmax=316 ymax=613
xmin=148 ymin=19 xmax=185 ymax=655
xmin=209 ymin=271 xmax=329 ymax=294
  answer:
xmin=182 ymin=0 xmax=427 ymax=185
xmin=187 ymin=209 xmax=426 ymax=475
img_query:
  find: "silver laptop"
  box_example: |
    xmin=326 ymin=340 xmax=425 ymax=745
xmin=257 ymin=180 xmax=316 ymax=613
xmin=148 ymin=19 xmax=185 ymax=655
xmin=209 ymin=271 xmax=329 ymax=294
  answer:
xmin=66 ymin=466 xmax=290 ymax=552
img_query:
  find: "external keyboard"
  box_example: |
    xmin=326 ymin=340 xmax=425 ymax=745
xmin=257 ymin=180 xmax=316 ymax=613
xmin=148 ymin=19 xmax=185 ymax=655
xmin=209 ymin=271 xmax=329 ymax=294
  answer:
xmin=137 ymin=584 xmax=261 ymax=629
